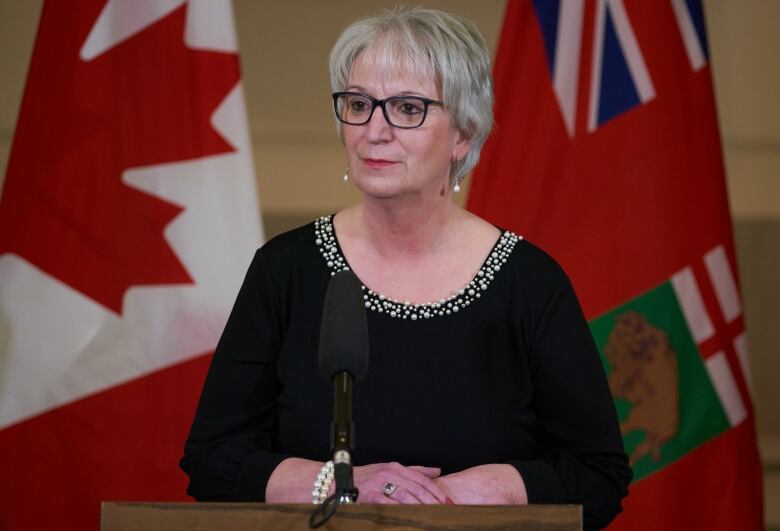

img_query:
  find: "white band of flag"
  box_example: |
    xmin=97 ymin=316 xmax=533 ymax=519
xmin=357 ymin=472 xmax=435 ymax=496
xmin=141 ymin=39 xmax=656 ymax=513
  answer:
xmin=587 ymin=0 xmax=607 ymax=133
xmin=670 ymin=0 xmax=706 ymax=71
xmin=705 ymin=351 xmax=747 ymax=427
xmin=704 ymin=245 xmax=742 ymax=324
xmin=605 ymin=0 xmax=655 ymax=102
xmin=588 ymin=0 xmax=656 ymax=132
xmin=553 ymin=0 xmax=585 ymax=137
xmin=671 ymin=266 xmax=715 ymax=344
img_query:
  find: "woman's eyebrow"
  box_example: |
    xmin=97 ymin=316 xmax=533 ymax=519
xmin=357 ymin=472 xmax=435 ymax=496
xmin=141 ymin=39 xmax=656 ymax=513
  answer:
xmin=344 ymin=86 xmax=430 ymax=98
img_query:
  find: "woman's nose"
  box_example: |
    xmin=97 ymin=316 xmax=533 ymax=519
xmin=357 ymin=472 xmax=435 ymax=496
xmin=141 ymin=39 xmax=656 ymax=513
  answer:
xmin=364 ymin=105 xmax=394 ymax=143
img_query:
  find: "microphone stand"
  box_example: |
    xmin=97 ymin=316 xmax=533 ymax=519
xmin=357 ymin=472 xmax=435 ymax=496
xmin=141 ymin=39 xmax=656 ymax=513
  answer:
xmin=309 ymin=372 xmax=359 ymax=528
xmin=331 ymin=371 xmax=359 ymax=503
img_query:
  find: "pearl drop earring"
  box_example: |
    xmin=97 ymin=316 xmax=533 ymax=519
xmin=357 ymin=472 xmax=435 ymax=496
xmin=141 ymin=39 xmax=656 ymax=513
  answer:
xmin=452 ymin=156 xmax=462 ymax=192
xmin=343 ymin=167 xmax=349 ymax=182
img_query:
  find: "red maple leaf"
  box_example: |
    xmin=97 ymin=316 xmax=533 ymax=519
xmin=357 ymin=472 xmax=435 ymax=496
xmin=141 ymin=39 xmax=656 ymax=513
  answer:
xmin=0 ymin=0 xmax=240 ymax=314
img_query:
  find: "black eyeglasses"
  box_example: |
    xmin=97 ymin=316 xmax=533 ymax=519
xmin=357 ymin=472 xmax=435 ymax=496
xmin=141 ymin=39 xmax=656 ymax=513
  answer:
xmin=332 ymin=92 xmax=444 ymax=129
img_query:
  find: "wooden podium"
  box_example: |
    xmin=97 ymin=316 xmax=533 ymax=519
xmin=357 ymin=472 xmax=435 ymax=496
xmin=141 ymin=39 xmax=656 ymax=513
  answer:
xmin=101 ymin=502 xmax=582 ymax=530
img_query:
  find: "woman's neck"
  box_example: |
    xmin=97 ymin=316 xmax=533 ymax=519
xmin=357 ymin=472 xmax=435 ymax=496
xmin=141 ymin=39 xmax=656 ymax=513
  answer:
xmin=345 ymin=193 xmax=461 ymax=260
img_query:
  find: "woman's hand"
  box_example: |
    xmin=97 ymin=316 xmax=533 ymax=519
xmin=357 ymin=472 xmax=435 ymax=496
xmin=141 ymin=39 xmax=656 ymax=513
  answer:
xmin=354 ymin=462 xmax=452 ymax=504
xmin=434 ymin=464 xmax=528 ymax=505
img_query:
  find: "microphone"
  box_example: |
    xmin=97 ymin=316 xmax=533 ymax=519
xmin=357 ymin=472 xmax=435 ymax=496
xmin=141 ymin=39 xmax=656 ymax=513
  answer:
xmin=318 ymin=270 xmax=368 ymax=504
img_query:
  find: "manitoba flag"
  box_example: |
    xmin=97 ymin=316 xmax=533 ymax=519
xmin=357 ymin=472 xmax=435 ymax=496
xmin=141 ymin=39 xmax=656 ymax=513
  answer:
xmin=468 ymin=1 xmax=764 ymax=530
xmin=0 ymin=1 xmax=261 ymax=529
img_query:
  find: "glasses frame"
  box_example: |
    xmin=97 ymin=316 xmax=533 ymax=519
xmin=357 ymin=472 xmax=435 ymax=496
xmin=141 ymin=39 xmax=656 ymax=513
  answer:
xmin=332 ymin=91 xmax=444 ymax=129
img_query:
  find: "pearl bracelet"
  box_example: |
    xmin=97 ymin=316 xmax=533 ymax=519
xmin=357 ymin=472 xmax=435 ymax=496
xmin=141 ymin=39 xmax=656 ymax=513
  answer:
xmin=311 ymin=460 xmax=334 ymax=504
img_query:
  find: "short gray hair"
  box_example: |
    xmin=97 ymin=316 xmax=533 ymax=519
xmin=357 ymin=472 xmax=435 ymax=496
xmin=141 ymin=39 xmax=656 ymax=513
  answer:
xmin=329 ymin=7 xmax=494 ymax=184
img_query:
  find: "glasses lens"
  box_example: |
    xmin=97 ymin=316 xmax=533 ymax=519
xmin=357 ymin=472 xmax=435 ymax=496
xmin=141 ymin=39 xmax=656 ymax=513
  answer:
xmin=336 ymin=93 xmax=373 ymax=125
xmin=386 ymin=97 xmax=427 ymax=128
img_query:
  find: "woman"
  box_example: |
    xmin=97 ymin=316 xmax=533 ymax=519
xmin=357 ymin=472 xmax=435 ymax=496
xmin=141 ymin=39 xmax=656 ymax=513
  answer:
xmin=181 ymin=7 xmax=631 ymax=530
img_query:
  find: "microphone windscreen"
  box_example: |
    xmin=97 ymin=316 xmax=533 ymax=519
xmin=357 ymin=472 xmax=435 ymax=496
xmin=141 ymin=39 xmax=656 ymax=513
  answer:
xmin=319 ymin=270 xmax=369 ymax=382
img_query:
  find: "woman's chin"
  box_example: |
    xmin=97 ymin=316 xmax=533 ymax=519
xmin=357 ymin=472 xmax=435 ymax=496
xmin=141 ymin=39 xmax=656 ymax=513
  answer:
xmin=352 ymin=178 xmax=408 ymax=200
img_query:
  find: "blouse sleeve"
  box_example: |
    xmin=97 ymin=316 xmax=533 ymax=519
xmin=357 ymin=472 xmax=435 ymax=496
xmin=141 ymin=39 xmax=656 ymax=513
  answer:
xmin=180 ymin=249 xmax=291 ymax=501
xmin=507 ymin=275 xmax=632 ymax=531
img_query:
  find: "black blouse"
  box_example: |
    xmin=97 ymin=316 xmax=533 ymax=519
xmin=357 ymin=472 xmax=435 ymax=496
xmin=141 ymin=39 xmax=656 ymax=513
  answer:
xmin=181 ymin=216 xmax=631 ymax=530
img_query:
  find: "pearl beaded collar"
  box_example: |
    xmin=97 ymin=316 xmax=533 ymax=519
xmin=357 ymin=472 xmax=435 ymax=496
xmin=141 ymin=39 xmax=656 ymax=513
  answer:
xmin=314 ymin=215 xmax=522 ymax=320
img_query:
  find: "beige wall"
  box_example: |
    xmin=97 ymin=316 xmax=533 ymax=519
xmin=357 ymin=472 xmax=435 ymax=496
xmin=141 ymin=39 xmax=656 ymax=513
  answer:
xmin=706 ymin=1 xmax=780 ymax=220
xmin=1 ymin=0 xmax=778 ymax=446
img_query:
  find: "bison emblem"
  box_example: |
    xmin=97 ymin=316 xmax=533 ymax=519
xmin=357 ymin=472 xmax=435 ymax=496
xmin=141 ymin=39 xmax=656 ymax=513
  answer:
xmin=604 ymin=311 xmax=679 ymax=465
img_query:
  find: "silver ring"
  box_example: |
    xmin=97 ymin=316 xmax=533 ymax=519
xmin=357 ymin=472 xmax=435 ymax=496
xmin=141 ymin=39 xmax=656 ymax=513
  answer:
xmin=382 ymin=482 xmax=397 ymax=497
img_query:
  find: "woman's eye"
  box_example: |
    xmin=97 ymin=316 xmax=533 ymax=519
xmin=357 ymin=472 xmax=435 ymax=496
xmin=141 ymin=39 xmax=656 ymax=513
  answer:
xmin=398 ymin=101 xmax=423 ymax=114
xmin=350 ymin=100 xmax=368 ymax=112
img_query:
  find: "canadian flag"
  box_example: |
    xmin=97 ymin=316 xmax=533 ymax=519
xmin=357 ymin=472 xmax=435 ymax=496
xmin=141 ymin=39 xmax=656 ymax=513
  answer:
xmin=0 ymin=1 xmax=261 ymax=529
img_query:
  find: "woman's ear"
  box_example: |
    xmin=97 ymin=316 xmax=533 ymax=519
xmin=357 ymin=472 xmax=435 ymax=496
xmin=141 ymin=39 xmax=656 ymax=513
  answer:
xmin=452 ymin=130 xmax=471 ymax=162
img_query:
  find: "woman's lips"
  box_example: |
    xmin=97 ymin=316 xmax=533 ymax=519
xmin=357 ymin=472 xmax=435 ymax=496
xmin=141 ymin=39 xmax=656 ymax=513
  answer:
xmin=362 ymin=158 xmax=397 ymax=168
